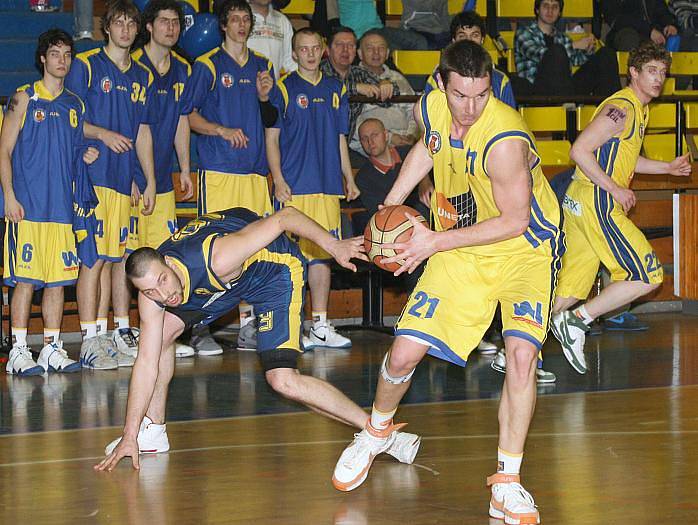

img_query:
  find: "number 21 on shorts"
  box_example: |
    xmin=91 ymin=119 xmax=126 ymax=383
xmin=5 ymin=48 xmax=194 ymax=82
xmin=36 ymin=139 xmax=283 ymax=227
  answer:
xmin=408 ymin=291 xmax=440 ymax=319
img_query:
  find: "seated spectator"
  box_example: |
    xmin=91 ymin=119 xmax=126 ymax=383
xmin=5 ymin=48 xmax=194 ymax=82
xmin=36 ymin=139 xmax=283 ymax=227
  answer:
xmin=512 ymin=0 xmax=621 ymax=97
xmin=603 ymin=0 xmax=678 ymax=51
xmin=351 ymin=30 xmax=417 ymax=156
xmin=425 ymin=11 xmax=517 ymax=109
xmin=669 ymin=0 xmax=698 ymax=87
xmin=320 ymin=26 xmax=398 ymax=165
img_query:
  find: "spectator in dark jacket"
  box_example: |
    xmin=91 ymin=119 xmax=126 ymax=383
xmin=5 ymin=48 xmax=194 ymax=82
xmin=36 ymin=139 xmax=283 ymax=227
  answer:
xmin=603 ymin=0 xmax=678 ymax=50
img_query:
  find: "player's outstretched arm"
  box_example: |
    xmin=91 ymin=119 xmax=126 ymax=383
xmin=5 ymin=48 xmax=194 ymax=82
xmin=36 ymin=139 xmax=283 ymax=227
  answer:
xmin=188 ymin=110 xmax=249 ymax=148
xmin=95 ymin=295 xmax=165 ymax=472
xmin=0 ymin=92 xmax=28 ymax=222
xmin=83 ymin=122 xmax=133 ymax=153
xmin=635 ymin=153 xmax=692 ymax=176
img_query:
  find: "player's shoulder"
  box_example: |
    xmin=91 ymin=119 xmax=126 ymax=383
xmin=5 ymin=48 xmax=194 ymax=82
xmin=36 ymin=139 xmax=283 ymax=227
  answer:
xmin=171 ymin=50 xmax=193 ymax=75
xmin=133 ymin=57 xmax=155 ymax=85
xmin=75 ymin=47 xmax=101 ymax=64
xmin=321 ymin=73 xmax=344 ymax=92
xmin=250 ymin=49 xmax=273 ymax=70
xmin=195 ymin=46 xmax=221 ymax=65
xmin=62 ymin=88 xmax=86 ymax=112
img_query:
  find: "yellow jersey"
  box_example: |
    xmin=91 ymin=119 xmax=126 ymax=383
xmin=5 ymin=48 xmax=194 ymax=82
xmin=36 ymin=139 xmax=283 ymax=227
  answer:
xmin=418 ymin=89 xmax=561 ymax=258
xmin=574 ymin=87 xmax=648 ymax=189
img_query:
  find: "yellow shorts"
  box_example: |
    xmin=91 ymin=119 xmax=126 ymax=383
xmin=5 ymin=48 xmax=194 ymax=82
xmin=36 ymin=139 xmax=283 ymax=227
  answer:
xmin=277 ymin=193 xmax=341 ymax=262
xmin=94 ymin=186 xmax=131 ymax=262
xmin=395 ymin=249 xmax=559 ymax=366
xmin=197 ymin=170 xmax=272 ymax=217
xmin=3 ymin=219 xmax=79 ymax=288
xmin=556 ymin=181 xmax=663 ymax=299
xmin=127 ymin=191 xmax=178 ymax=251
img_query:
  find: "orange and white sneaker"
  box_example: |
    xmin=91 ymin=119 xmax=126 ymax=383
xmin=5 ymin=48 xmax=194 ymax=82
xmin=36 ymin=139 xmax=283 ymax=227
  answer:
xmin=332 ymin=420 xmax=406 ymax=491
xmin=487 ymin=473 xmax=540 ymax=524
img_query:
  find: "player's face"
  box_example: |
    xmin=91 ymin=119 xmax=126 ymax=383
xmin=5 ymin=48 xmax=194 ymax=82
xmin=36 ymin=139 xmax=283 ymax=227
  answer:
xmin=359 ymin=121 xmax=389 ymax=157
xmin=537 ymin=0 xmax=561 ymax=25
xmin=133 ymin=260 xmax=184 ymax=307
xmin=107 ymin=14 xmax=138 ymax=49
xmin=223 ymin=9 xmax=252 ymax=45
xmin=442 ymin=72 xmax=491 ymax=127
xmin=630 ymin=60 xmax=668 ymax=101
xmin=359 ymin=34 xmax=389 ymax=69
xmin=330 ymin=32 xmax=357 ymax=69
xmin=452 ymin=26 xmax=484 ymax=45
xmin=42 ymin=43 xmax=73 ymax=79
xmin=293 ymin=33 xmax=323 ymax=71
xmin=149 ymin=9 xmax=181 ymax=48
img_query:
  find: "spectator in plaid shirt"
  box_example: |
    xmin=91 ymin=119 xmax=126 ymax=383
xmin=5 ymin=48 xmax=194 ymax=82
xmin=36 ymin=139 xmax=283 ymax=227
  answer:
xmin=511 ymin=0 xmax=620 ymax=97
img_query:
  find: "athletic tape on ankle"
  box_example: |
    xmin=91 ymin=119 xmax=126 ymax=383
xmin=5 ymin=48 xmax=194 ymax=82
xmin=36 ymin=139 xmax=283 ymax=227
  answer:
xmin=380 ymin=353 xmax=415 ymax=384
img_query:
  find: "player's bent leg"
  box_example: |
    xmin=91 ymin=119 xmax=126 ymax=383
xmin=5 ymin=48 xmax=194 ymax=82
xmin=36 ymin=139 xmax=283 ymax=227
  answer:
xmin=583 ymin=280 xmax=660 ymax=320
xmin=552 ymin=295 xmax=579 ymax=315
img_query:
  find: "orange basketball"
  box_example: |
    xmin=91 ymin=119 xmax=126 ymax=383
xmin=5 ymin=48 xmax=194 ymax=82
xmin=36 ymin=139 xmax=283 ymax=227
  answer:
xmin=363 ymin=205 xmax=426 ymax=272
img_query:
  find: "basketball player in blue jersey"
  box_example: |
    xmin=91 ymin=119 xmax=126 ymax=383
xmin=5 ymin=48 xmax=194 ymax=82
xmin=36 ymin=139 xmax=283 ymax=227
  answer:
xmin=65 ymin=0 xmax=157 ymax=370
xmin=1 ymin=30 xmax=99 ymax=375
xmin=119 ymin=0 xmax=195 ymax=358
xmin=267 ymin=28 xmax=360 ymax=350
xmin=180 ymin=0 xmax=276 ymax=352
xmin=424 ymin=11 xmax=516 ymax=109
xmin=551 ymin=42 xmax=691 ymax=374
xmin=95 ymin=207 xmax=421 ymax=471
xmin=334 ymin=41 xmax=562 ymax=523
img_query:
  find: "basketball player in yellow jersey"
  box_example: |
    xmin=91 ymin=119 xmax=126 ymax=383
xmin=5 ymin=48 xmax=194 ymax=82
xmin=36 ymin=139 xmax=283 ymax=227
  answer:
xmin=334 ymin=40 xmax=561 ymax=523
xmin=551 ymin=42 xmax=691 ymax=375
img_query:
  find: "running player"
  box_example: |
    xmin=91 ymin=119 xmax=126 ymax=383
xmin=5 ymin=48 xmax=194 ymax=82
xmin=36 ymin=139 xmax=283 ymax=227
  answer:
xmin=551 ymin=41 xmax=691 ymax=373
xmin=266 ymin=28 xmax=360 ymax=350
xmin=65 ymin=0 xmax=156 ymax=370
xmin=180 ymin=0 xmax=276 ymax=352
xmin=333 ymin=40 xmax=562 ymax=524
xmin=94 ymin=207 xmax=420 ymax=471
xmin=1 ymin=29 xmax=99 ymax=375
xmin=122 ymin=0 xmax=194 ymax=357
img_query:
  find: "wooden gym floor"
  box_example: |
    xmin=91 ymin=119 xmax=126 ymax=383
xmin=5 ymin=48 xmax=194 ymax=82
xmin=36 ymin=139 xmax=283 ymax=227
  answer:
xmin=1 ymin=312 xmax=697 ymax=524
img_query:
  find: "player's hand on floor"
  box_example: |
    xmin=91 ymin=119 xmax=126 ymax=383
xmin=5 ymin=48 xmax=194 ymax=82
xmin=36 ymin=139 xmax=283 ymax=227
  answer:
xmin=179 ymin=171 xmax=194 ymax=200
xmin=94 ymin=435 xmax=140 ymax=472
xmin=142 ymin=184 xmax=156 ymax=215
xmin=382 ymin=214 xmax=437 ymax=276
xmin=330 ymin=236 xmax=368 ymax=272
xmin=274 ymin=180 xmax=292 ymax=202
xmin=4 ymin=196 xmax=25 ymax=223
xmin=668 ymin=153 xmax=692 ymax=177
xmin=611 ymin=186 xmax=636 ymax=213
xmin=100 ymin=129 xmax=133 ymax=153
xmin=83 ymin=146 xmax=99 ymax=165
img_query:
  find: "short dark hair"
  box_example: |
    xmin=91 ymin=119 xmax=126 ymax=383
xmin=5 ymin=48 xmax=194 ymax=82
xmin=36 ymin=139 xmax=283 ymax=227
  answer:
xmin=36 ymin=28 xmax=74 ymax=75
xmin=139 ymin=0 xmax=185 ymax=45
xmin=125 ymin=247 xmax=165 ymax=281
xmin=534 ymin=0 xmax=563 ymax=16
xmin=359 ymin=28 xmax=388 ymax=48
xmin=292 ymin=27 xmax=323 ymax=50
xmin=215 ymin=0 xmax=254 ymax=36
xmin=438 ymin=39 xmax=492 ymax=87
xmin=327 ymin=25 xmax=356 ymax=48
xmin=628 ymin=40 xmax=672 ymax=81
xmin=449 ymin=11 xmax=486 ymax=41
xmin=101 ymin=0 xmax=141 ymax=43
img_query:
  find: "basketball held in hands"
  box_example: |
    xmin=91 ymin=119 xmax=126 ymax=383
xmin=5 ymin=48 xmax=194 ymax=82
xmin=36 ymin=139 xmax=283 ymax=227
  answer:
xmin=363 ymin=205 xmax=426 ymax=272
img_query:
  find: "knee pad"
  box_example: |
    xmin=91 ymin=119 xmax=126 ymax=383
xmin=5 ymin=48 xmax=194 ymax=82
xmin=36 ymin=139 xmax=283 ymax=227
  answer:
xmin=258 ymin=348 xmax=300 ymax=371
xmin=380 ymin=352 xmax=416 ymax=385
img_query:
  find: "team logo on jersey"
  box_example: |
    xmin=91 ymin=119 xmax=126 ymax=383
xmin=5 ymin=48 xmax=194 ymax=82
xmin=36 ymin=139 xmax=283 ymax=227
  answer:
xmin=427 ymin=131 xmax=441 ymax=154
xmin=221 ymin=73 xmax=234 ymax=88
xmin=101 ymin=77 xmax=112 ymax=93
xmin=296 ymin=93 xmax=309 ymax=109
xmin=435 ymin=191 xmax=476 ymax=230
xmin=33 ymin=108 xmax=46 ymax=123
xmin=512 ymin=301 xmax=543 ymax=329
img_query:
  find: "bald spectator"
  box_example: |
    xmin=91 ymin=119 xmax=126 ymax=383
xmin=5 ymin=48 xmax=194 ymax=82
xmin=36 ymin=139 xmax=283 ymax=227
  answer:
xmin=352 ymin=30 xmax=417 ymax=155
xmin=248 ymin=0 xmax=297 ymax=79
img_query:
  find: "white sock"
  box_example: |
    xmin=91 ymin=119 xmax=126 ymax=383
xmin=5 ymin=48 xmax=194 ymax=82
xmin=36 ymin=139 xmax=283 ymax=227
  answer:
xmin=96 ymin=318 xmax=108 ymax=335
xmin=114 ymin=316 xmax=130 ymax=330
xmin=81 ymin=322 xmax=97 ymax=339
xmin=369 ymin=404 xmax=396 ymax=431
xmin=44 ymin=328 xmax=60 ymax=345
xmin=497 ymin=448 xmax=523 ymax=475
xmin=312 ymin=311 xmax=327 ymax=327
xmin=12 ymin=327 xmax=27 ymax=346
xmin=239 ymin=304 xmax=254 ymax=327
xmin=573 ymin=305 xmax=594 ymax=325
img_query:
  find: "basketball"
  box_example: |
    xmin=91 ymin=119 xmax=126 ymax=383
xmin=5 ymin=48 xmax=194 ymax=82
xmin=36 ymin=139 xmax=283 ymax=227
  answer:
xmin=364 ymin=205 xmax=426 ymax=272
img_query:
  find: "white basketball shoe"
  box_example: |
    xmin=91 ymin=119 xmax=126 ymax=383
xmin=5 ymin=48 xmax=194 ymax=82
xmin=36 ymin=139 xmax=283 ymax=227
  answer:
xmin=105 ymin=415 xmax=170 ymax=455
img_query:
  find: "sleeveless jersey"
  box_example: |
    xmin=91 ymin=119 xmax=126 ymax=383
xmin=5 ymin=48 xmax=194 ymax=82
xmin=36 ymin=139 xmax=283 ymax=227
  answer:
xmin=272 ymin=71 xmax=349 ymax=195
xmin=11 ymin=81 xmax=85 ymax=224
xmin=65 ymin=47 xmax=155 ymax=196
xmin=131 ymin=48 xmax=191 ymax=193
xmin=158 ymin=207 xmax=304 ymax=316
xmin=180 ymin=47 xmax=274 ymax=175
xmin=425 ymin=66 xmax=517 ymax=109
xmin=573 ymin=87 xmax=648 ymax=189
xmin=419 ymin=89 xmax=561 ymax=257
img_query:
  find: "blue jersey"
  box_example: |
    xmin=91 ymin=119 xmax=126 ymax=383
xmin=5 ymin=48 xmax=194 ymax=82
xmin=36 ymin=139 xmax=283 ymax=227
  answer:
xmin=159 ymin=207 xmax=304 ymax=319
xmin=180 ymin=47 xmax=274 ymax=175
xmin=425 ymin=66 xmax=517 ymax=109
xmin=272 ymin=71 xmax=349 ymax=195
xmin=65 ymin=47 xmax=155 ymax=195
xmin=131 ymin=48 xmax=191 ymax=193
xmin=11 ymin=81 xmax=85 ymax=224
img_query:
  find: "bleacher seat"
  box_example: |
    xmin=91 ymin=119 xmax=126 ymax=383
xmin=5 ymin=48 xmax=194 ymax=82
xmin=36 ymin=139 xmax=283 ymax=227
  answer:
xmin=644 ymin=103 xmax=687 ymax=161
xmin=385 ymin=0 xmax=484 ymax=16
xmin=392 ymin=50 xmax=439 ymax=76
xmin=521 ymin=106 xmax=572 ymax=165
xmin=496 ymin=0 xmax=593 ymax=18
xmin=281 ymin=0 xmax=314 ymax=16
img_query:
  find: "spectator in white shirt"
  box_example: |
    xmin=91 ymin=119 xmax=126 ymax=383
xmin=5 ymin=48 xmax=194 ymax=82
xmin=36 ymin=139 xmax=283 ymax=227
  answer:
xmin=247 ymin=0 xmax=297 ymax=78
